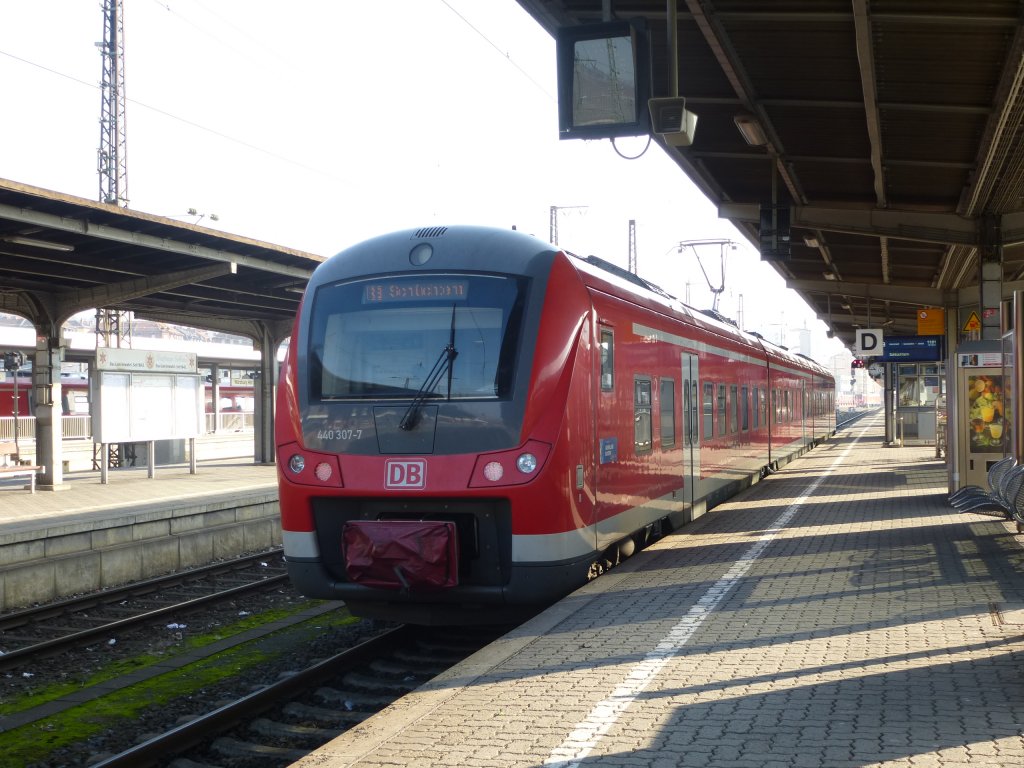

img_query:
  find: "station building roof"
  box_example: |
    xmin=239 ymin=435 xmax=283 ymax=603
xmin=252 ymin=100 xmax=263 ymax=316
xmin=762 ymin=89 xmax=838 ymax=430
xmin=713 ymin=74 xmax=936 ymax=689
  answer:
xmin=0 ymin=178 xmax=324 ymax=344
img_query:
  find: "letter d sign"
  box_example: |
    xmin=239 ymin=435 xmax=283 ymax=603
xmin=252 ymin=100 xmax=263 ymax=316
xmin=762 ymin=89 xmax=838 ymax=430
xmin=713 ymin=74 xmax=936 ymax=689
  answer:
xmin=855 ymin=328 xmax=883 ymax=357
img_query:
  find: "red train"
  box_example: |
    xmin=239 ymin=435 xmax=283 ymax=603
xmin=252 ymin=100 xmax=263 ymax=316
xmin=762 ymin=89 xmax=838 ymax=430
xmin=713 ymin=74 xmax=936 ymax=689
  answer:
xmin=275 ymin=226 xmax=835 ymax=624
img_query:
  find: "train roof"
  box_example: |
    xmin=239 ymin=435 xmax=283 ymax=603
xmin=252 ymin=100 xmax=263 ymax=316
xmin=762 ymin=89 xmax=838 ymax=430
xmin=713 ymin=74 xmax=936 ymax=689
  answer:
xmin=564 ymin=248 xmax=833 ymax=380
xmin=314 ymin=225 xmax=832 ymax=380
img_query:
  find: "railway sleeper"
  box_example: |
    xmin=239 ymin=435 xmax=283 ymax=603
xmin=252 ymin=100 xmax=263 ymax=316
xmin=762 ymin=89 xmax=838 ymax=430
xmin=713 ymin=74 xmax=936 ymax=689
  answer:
xmin=282 ymin=700 xmax=372 ymax=726
xmin=315 ymin=686 xmax=397 ymax=710
xmin=367 ymin=657 xmax=442 ymax=677
xmin=211 ymin=737 xmax=308 ymax=762
xmin=168 ymin=758 xmax=223 ymax=768
xmin=341 ymin=670 xmax=422 ymax=693
xmin=248 ymin=717 xmax=341 ymax=744
xmin=392 ymin=647 xmax=470 ymax=666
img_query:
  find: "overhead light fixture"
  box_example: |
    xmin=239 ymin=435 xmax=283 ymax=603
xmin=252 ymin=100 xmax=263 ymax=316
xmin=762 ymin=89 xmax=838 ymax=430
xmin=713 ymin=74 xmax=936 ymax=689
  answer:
xmin=2 ymin=235 xmax=75 ymax=253
xmin=823 ymin=271 xmax=836 ymax=281
xmin=803 ymin=234 xmax=820 ymax=248
xmin=734 ymin=114 xmax=767 ymax=146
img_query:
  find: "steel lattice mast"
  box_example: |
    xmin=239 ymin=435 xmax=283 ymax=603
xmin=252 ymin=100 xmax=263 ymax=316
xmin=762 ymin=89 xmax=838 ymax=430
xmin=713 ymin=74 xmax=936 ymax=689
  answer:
xmin=97 ymin=0 xmax=128 ymax=207
xmin=95 ymin=0 xmax=132 ymax=470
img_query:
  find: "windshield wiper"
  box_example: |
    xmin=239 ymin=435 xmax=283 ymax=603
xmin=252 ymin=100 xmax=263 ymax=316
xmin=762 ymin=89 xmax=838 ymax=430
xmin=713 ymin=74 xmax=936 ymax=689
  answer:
xmin=399 ymin=304 xmax=458 ymax=431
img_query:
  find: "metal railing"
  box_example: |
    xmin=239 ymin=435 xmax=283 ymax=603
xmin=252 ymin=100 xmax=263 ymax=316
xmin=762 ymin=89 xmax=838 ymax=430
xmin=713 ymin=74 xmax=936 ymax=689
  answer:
xmin=0 ymin=416 xmax=36 ymax=441
xmin=206 ymin=412 xmax=255 ymax=433
xmin=1 ymin=413 xmax=253 ymax=441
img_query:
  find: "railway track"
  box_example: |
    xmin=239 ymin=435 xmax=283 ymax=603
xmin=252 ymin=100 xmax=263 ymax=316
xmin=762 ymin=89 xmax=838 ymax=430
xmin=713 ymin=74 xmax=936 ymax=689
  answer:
xmin=835 ymin=406 xmax=879 ymax=431
xmin=0 ymin=548 xmax=288 ymax=672
xmin=90 ymin=623 xmax=504 ymax=768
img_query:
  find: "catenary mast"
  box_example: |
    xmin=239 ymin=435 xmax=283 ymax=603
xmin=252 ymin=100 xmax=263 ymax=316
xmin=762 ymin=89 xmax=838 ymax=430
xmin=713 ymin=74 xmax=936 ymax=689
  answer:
xmin=97 ymin=0 xmax=128 ymax=208
xmin=95 ymin=0 xmax=132 ymax=470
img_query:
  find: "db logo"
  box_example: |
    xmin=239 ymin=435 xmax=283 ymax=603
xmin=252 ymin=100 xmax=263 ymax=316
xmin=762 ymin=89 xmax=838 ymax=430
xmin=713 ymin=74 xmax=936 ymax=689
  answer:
xmin=385 ymin=459 xmax=426 ymax=489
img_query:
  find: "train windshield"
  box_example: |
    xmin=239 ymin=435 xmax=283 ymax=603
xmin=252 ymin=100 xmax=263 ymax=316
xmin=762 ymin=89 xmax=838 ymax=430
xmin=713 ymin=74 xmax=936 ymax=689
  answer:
xmin=309 ymin=273 xmax=527 ymax=401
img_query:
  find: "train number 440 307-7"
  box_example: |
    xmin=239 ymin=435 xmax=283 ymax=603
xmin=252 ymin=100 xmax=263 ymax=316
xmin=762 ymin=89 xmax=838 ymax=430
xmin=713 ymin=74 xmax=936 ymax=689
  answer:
xmin=317 ymin=429 xmax=362 ymax=440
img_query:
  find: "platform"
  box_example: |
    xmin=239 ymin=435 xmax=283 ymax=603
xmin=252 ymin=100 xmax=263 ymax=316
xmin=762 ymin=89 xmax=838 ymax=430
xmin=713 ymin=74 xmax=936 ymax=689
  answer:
xmin=0 ymin=460 xmax=279 ymax=611
xmin=295 ymin=412 xmax=1024 ymax=768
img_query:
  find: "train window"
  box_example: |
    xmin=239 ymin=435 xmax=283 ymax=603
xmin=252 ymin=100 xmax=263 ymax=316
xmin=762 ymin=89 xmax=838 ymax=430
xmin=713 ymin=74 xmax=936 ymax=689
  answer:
xmin=309 ymin=273 xmax=526 ymax=401
xmin=784 ymin=390 xmax=791 ymax=422
xmin=729 ymin=385 xmax=738 ymax=433
xmin=760 ymin=388 xmax=767 ymax=427
xmin=703 ymin=382 xmax=713 ymax=439
xmin=682 ymin=380 xmax=691 ymax=445
xmin=691 ymin=382 xmax=698 ymax=443
xmin=717 ymin=384 xmax=727 ymax=436
xmin=634 ymin=377 xmax=652 ymax=452
xmin=600 ymin=329 xmax=614 ymax=391
xmin=660 ymin=378 xmax=675 ymax=448
xmin=741 ymin=386 xmax=749 ymax=431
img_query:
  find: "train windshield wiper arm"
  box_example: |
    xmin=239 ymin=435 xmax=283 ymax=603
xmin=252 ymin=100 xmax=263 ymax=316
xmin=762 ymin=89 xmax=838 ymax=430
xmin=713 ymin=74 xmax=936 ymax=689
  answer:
xmin=399 ymin=305 xmax=458 ymax=431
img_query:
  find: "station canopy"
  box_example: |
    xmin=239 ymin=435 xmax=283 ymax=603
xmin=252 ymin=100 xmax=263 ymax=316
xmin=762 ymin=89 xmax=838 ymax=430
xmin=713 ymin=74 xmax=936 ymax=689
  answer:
xmin=518 ymin=0 xmax=1024 ymax=347
xmin=0 ymin=178 xmax=323 ymax=345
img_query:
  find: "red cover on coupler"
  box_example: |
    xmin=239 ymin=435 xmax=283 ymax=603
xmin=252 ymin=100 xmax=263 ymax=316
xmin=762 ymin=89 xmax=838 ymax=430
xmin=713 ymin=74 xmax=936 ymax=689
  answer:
xmin=342 ymin=520 xmax=459 ymax=590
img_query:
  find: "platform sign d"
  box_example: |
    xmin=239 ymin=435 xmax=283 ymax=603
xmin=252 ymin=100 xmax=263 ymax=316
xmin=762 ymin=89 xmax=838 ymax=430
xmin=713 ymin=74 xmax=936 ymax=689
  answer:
xmin=855 ymin=328 xmax=884 ymax=357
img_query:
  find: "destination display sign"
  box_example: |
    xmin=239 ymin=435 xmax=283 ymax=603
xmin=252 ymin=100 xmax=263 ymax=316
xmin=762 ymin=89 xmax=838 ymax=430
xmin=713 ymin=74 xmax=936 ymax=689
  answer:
xmin=362 ymin=279 xmax=469 ymax=304
xmin=876 ymin=335 xmax=943 ymax=362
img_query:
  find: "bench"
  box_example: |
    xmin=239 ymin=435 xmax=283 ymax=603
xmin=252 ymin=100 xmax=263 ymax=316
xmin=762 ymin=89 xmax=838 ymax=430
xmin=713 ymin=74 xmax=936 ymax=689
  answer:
xmin=0 ymin=440 xmax=44 ymax=493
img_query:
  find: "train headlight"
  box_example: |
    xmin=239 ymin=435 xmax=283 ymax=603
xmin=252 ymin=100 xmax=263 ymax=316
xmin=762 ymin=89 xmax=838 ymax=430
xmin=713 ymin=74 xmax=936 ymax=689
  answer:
xmin=288 ymin=454 xmax=306 ymax=474
xmin=516 ymin=453 xmax=538 ymax=474
xmin=483 ymin=461 xmax=504 ymax=482
xmin=314 ymin=462 xmax=333 ymax=482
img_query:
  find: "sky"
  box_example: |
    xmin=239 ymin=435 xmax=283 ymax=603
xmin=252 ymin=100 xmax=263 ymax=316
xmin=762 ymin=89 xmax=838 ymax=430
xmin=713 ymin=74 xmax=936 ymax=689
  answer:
xmin=0 ymin=0 xmax=850 ymax=372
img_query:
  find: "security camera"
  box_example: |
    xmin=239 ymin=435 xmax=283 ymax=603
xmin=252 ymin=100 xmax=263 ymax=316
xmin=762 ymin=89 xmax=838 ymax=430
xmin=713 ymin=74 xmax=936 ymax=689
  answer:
xmin=648 ymin=97 xmax=698 ymax=147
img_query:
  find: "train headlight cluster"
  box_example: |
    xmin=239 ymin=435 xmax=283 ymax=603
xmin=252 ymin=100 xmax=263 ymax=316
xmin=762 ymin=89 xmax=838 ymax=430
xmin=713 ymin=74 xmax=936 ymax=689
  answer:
xmin=516 ymin=453 xmax=538 ymax=474
xmin=280 ymin=443 xmax=343 ymax=487
xmin=469 ymin=440 xmax=550 ymax=487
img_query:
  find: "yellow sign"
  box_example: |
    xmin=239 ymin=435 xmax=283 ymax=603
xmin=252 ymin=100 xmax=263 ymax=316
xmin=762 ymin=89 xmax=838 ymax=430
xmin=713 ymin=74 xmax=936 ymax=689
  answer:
xmin=917 ymin=307 xmax=945 ymax=335
xmin=962 ymin=311 xmax=982 ymax=333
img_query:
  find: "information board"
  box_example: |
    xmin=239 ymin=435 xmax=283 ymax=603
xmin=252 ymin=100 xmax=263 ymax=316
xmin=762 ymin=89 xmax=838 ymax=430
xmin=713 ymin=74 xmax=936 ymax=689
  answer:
xmin=876 ymin=335 xmax=944 ymax=362
xmin=93 ymin=371 xmax=202 ymax=444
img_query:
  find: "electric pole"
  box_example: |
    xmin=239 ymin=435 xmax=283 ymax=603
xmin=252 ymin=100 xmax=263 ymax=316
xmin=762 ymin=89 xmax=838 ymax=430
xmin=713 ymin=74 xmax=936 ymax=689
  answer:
xmin=95 ymin=0 xmax=132 ymax=469
xmin=98 ymin=0 xmax=128 ymax=208
xmin=549 ymin=205 xmax=587 ymax=245
xmin=628 ymin=219 xmax=637 ymax=274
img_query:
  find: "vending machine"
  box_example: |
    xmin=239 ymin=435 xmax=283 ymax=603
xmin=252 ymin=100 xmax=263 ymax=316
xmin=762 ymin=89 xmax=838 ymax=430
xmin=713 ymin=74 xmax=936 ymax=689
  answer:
xmin=955 ymin=341 xmax=1006 ymax=489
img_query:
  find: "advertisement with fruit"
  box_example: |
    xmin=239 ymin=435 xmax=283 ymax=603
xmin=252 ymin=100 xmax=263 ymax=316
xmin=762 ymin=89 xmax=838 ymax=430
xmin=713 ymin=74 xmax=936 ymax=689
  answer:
xmin=967 ymin=374 xmax=1004 ymax=453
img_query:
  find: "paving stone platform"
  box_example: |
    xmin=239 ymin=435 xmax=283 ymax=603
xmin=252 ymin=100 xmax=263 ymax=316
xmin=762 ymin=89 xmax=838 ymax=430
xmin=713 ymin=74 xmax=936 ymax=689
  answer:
xmin=0 ymin=459 xmax=279 ymax=610
xmin=294 ymin=412 xmax=1024 ymax=768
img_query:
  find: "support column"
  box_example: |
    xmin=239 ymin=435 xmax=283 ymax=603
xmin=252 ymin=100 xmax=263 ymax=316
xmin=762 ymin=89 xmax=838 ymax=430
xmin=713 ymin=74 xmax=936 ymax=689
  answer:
xmin=1014 ymin=292 xmax=1024 ymax=464
xmin=33 ymin=332 xmax=65 ymax=489
xmin=211 ymin=363 xmax=221 ymax=434
xmin=981 ymin=214 xmax=1002 ymax=341
xmin=884 ymin=363 xmax=894 ymax=445
xmin=252 ymin=324 xmax=277 ymax=465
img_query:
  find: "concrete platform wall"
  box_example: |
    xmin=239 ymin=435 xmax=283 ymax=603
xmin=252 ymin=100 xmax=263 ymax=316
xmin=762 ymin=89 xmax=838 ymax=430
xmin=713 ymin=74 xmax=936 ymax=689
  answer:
xmin=0 ymin=492 xmax=281 ymax=611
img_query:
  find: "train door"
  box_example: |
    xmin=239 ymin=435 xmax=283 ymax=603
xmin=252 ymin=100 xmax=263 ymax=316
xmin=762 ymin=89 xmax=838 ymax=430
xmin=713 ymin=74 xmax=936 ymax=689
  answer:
xmin=801 ymin=379 xmax=808 ymax=447
xmin=681 ymin=353 xmax=701 ymax=518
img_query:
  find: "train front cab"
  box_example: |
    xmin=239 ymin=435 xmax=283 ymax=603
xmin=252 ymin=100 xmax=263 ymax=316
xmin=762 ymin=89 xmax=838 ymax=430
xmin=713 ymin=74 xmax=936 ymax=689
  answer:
xmin=276 ymin=230 xmax=615 ymax=623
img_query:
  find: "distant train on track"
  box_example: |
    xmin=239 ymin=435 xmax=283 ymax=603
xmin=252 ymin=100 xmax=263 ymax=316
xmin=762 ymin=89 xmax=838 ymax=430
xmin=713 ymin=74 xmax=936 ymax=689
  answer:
xmin=275 ymin=226 xmax=835 ymax=624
